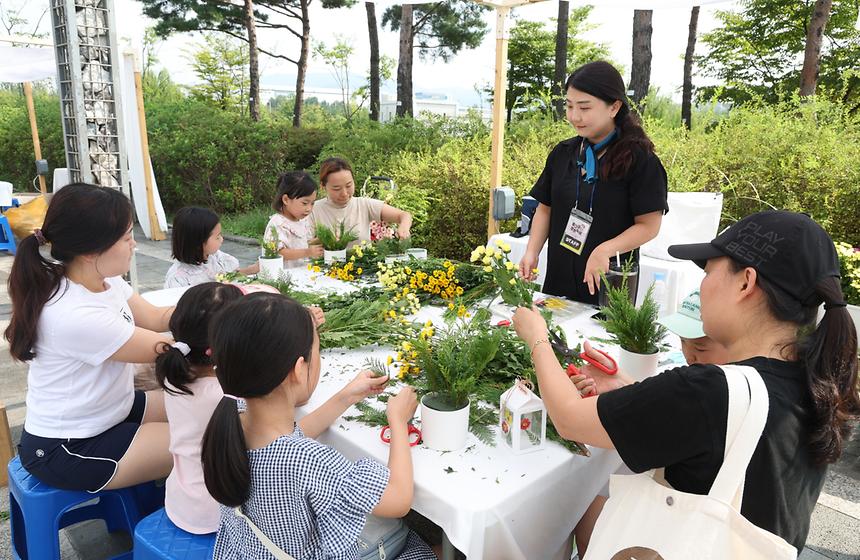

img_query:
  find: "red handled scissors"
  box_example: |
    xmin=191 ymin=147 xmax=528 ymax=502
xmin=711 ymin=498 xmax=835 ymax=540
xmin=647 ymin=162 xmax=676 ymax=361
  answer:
xmin=380 ymin=423 xmax=422 ymax=447
xmin=565 ymin=348 xmax=618 ymax=377
xmin=548 ymin=330 xmax=618 ymax=376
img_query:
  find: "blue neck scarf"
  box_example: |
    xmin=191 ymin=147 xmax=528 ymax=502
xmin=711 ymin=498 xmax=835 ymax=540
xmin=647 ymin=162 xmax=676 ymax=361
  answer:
xmin=578 ymin=128 xmax=618 ymax=184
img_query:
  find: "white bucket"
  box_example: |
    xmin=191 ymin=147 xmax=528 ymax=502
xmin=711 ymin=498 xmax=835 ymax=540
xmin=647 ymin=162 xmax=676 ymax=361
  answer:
xmin=618 ymin=348 xmax=659 ymax=382
xmin=258 ymin=257 xmax=283 ymax=280
xmin=384 ymin=254 xmax=409 ymax=264
xmin=420 ymin=394 xmax=470 ymax=451
xmin=407 ymin=248 xmax=428 ymax=260
xmin=324 ymin=249 xmax=347 ymax=264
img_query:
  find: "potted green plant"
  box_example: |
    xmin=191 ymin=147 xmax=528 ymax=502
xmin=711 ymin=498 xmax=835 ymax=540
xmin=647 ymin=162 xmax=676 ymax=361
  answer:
xmin=410 ymin=322 xmax=502 ymax=451
xmin=315 ymin=221 xmax=358 ymax=264
xmin=376 ymin=236 xmax=412 ymax=264
xmin=598 ymin=276 xmax=668 ymax=381
xmin=259 ymin=225 xmax=283 ymax=280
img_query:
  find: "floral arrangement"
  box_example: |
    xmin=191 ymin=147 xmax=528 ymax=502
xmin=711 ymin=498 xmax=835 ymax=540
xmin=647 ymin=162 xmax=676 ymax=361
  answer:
xmin=325 ymin=259 xmax=363 ymax=282
xmin=260 ymin=225 xmax=281 ymax=259
xmin=315 ymin=221 xmax=358 ymax=251
xmin=369 ymin=220 xmax=396 ymax=242
xmin=377 ymin=259 xmax=463 ymax=299
xmin=470 ymin=239 xmax=539 ymax=308
xmin=836 ymin=242 xmax=860 ymax=306
xmin=406 ymin=316 xmax=504 ymax=411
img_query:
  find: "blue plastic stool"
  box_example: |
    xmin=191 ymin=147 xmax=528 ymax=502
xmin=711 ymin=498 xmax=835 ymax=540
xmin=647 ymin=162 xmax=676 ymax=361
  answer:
xmin=0 ymin=214 xmax=16 ymax=255
xmin=8 ymin=456 xmax=166 ymax=560
xmin=133 ymin=508 xmax=215 ymax=559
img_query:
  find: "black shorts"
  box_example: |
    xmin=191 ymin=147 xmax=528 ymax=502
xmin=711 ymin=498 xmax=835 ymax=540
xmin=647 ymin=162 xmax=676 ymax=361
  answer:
xmin=18 ymin=390 xmax=148 ymax=493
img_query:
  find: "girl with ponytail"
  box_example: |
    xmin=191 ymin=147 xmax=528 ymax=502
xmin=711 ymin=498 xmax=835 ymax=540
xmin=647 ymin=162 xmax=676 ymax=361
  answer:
xmin=155 ymin=282 xmax=243 ymax=534
xmin=201 ymin=293 xmax=436 ymax=559
xmin=520 ymin=60 xmax=669 ymax=304
xmin=513 ymin=210 xmax=859 ymax=554
xmin=6 ymin=183 xmax=176 ymax=492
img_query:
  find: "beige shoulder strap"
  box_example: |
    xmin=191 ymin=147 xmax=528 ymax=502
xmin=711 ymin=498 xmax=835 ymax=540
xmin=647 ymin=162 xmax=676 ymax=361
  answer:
xmin=233 ymin=507 xmax=298 ymax=560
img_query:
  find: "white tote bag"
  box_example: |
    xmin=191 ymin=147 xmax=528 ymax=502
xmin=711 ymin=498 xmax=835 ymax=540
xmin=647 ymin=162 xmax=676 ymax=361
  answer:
xmin=584 ymin=365 xmax=797 ymax=560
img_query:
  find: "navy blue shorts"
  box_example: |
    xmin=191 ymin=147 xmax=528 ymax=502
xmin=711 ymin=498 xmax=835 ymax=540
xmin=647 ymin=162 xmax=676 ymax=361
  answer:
xmin=18 ymin=390 xmax=148 ymax=493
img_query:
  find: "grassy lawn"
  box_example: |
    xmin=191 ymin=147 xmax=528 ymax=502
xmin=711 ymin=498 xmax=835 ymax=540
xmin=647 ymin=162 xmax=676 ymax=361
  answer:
xmin=220 ymin=207 xmax=272 ymax=239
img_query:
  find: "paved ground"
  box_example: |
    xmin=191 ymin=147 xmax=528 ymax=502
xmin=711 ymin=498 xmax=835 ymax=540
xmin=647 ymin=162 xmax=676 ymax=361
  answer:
xmin=0 ymin=226 xmax=858 ymax=559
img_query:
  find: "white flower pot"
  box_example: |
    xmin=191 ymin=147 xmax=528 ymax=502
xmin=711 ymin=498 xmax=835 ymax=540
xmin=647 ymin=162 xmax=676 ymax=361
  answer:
xmin=384 ymin=254 xmax=409 ymax=264
xmin=420 ymin=394 xmax=470 ymax=451
xmin=407 ymin=248 xmax=428 ymax=260
xmin=258 ymin=257 xmax=283 ymax=280
xmin=324 ymin=249 xmax=347 ymax=264
xmin=618 ymin=347 xmax=659 ymax=382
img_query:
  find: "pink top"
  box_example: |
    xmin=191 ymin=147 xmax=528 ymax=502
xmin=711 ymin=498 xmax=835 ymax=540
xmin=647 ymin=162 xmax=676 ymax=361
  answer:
xmin=264 ymin=213 xmax=314 ymax=269
xmin=164 ymin=376 xmax=223 ymax=534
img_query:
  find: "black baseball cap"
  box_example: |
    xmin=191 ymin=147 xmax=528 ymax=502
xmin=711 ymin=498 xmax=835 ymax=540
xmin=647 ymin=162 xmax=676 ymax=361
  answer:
xmin=668 ymin=211 xmax=841 ymax=305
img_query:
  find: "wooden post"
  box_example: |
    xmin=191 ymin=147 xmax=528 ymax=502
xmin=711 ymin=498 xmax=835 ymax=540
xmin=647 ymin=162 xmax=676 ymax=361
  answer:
xmin=487 ymin=5 xmax=511 ymax=240
xmin=0 ymin=401 xmax=13 ymax=487
xmin=132 ymin=57 xmax=165 ymax=241
xmin=23 ymin=82 xmax=47 ymax=195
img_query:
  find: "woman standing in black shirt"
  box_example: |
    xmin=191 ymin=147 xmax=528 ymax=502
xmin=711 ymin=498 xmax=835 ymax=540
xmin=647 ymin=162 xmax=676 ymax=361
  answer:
xmin=520 ymin=61 xmax=668 ymax=304
xmin=513 ymin=210 xmax=860 ymax=553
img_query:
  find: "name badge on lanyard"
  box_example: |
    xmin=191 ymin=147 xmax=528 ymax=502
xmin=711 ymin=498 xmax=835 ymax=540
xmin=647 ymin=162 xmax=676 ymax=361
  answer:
xmin=561 ymin=208 xmax=592 ymax=255
xmin=560 ymin=164 xmax=595 ymax=256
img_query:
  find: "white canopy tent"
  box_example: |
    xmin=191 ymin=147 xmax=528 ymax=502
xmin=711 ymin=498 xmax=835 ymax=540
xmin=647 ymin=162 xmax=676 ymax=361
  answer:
xmin=0 ymin=43 xmax=56 ymax=194
xmin=0 ymin=39 xmax=168 ymax=240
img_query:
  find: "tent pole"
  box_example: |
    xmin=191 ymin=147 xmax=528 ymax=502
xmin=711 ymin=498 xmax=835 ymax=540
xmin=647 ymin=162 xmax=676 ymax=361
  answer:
xmin=133 ymin=55 xmax=165 ymax=240
xmin=486 ymin=5 xmax=511 ymax=240
xmin=23 ymin=82 xmax=47 ymax=195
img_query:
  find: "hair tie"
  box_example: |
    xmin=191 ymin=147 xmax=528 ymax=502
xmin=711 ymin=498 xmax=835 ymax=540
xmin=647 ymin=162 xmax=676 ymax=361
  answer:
xmin=824 ymin=301 xmax=848 ymax=311
xmin=223 ymin=394 xmax=241 ymax=401
xmin=205 ymin=347 xmax=213 ymax=357
xmin=33 ymin=229 xmax=48 ymax=246
xmin=170 ymin=341 xmax=191 ymax=356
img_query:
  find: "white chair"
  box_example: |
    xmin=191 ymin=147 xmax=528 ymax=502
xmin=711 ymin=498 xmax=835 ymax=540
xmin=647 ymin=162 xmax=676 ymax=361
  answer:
xmin=52 ymin=168 xmax=70 ymax=193
xmin=642 ymin=192 xmax=724 ymax=262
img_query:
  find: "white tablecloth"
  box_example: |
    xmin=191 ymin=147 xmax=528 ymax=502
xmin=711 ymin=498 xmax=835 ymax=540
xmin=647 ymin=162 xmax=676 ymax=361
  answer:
xmin=142 ymin=270 xmax=633 ymax=559
xmin=489 ymin=233 xmax=705 ymax=315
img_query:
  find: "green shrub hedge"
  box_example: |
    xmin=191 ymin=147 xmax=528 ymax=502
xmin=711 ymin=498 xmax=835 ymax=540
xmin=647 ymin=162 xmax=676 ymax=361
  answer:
xmin=0 ymin=89 xmax=65 ymax=192
xmin=1 ymin=92 xmax=858 ymax=262
xmin=145 ymin=99 xmax=330 ymax=213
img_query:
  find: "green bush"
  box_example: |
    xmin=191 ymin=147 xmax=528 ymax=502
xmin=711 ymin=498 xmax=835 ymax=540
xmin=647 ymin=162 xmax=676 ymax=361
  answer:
xmin=653 ymin=97 xmax=860 ymax=247
xmin=0 ymin=88 xmax=65 ymax=192
xmin=2 ymin=88 xmax=859 ymax=263
xmin=145 ymin=98 xmax=331 ymax=213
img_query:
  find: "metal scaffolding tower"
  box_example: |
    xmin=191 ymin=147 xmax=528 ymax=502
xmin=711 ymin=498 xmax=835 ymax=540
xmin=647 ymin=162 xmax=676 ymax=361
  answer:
xmin=49 ymin=0 xmax=138 ymax=287
xmin=50 ymin=0 xmax=129 ymax=194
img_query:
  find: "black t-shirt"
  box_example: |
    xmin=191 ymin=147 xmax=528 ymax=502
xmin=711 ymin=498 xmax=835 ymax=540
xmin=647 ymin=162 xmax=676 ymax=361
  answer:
xmin=597 ymin=357 xmax=826 ymax=552
xmin=529 ymin=137 xmax=668 ymax=304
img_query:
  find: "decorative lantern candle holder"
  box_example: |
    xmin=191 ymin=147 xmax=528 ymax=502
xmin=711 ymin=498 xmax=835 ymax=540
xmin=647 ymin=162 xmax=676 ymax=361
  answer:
xmin=499 ymin=379 xmax=546 ymax=454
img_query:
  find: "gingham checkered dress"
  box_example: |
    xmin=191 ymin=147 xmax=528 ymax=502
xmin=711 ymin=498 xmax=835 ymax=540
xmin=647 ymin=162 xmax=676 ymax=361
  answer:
xmin=213 ymin=426 xmax=435 ymax=560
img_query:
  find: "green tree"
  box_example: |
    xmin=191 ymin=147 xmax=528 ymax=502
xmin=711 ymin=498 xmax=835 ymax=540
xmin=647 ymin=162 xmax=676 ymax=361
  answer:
xmin=187 ymin=34 xmax=249 ymax=113
xmin=505 ymin=8 xmax=611 ymax=121
xmin=138 ymin=0 xmax=356 ymax=126
xmin=698 ymin=0 xmax=860 ymax=107
xmin=383 ymin=0 xmax=489 ymax=117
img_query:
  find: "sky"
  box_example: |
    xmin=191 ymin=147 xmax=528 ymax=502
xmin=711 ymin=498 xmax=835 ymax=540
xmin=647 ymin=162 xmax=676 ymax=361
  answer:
xmin=11 ymin=0 xmax=740 ymax=105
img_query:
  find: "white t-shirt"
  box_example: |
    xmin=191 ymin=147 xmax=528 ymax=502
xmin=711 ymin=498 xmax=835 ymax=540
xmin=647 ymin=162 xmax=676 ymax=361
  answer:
xmin=311 ymin=196 xmax=384 ymax=246
xmin=164 ymin=250 xmax=240 ymax=288
xmin=164 ymin=377 xmax=223 ymax=534
xmin=25 ymin=276 xmax=137 ymax=439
